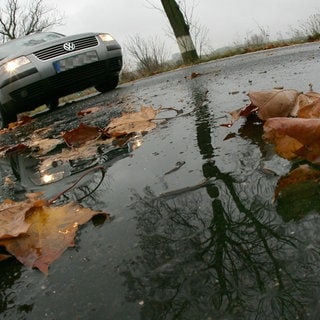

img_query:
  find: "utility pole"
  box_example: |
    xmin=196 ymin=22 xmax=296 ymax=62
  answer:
xmin=160 ymin=0 xmax=199 ymax=64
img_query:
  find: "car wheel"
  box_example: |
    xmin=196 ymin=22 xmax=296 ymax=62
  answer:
xmin=47 ymin=97 xmax=59 ymax=110
xmin=95 ymin=74 xmax=119 ymax=93
xmin=0 ymin=103 xmax=17 ymax=129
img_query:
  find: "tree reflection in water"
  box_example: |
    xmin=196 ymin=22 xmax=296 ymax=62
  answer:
xmin=121 ymin=85 xmax=320 ymax=320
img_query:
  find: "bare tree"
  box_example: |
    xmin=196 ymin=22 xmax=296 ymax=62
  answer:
xmin=126 ymin=34 xmax=168 ymax=76
xmin=0 ymin=0 xmax=64 ymax=42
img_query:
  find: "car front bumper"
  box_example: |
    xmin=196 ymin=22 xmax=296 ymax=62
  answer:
xmin=0 ymin=48 xmax=122 ymax=113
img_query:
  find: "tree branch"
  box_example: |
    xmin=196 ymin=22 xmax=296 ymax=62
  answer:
xmin=0 ymin=0 xmax=64 ymax=42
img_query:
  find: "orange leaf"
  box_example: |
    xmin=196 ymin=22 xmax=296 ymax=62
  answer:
xmin=78 ymin=106 xmax=102 ymax=117
xmin=7 ymin=115 xmax=33 ymax=130
xmin=0 ymin=202 xmax=108 ymax=274
xmin=263 ymin=117 xmax=320 ymax=163
xmin=298 ymin=91 xmax=320 ymax=110
xmin=62 ymin=123 xmax=101 ymax=147
xmin=104 ymin=106 xmax=159 ymax=137
xmin=27 ymin=138 xmax=63 ymax=155
xmin=0 ymin=199 xmax=32 ymax=239
xmin=275 ymin=164 xmax=320 ymax=221
xmin=0 ymin=253 xmax=11 ymax=262
xmin=297 ymin=97 xmax=320 ymax=118
xmin=275 ymin=164 xmax=320 ymax=198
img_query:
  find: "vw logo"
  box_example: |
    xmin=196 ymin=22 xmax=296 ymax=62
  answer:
xmin=63 ymin=42 xmax=76 ymax=51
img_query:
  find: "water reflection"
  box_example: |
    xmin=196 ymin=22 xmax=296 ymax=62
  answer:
xmin=0 ymin=137 xmax=133 ymax=203
xmin=121 ymin=84 xmax=320 ymax=319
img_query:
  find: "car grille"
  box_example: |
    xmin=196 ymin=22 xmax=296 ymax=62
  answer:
xmin=33 ymin=36 xmax=99 ymax=60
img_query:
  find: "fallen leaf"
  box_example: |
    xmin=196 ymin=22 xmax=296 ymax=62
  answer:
xmin=0 ymin=202 xmax=108 ymax=274
xmin=190 ymin=72 xmax=201 ymax=79
xmin=0 ymin=254 xmax=11 ymax=262
xmin=0 ymin=193 xmax=45 ymax=239
xmin=275 ymin=164 xmax=320 ymax=221
xmin=36 ymin=107 xmax=159 ymax=171
xmin=297 ymin=97 xmax=320 ymax=118
xmin=225 ymin=89 xmax=302 ymax=126
xmin=38 ymin=139 xmax=112 ymax=173
xmin=8 ymin=115 xmax=33 ymax=130
xmin=27 ymin=138 xmax=63 ymax=156
xmin=298 ymin=91 xmax=320 ymax=108
xmin=275 ymin=164 xmax=320 ymax=198
xmin=263 ymin=117 xmax=320 ymax=163
xmin=4 ymin=177 xmax=15 ymax=187
xmin=223 ymin=102 xmax=257 ymax=126
xmin=78 ymin=106 xmax=102 ymax=117
xmin=104 ymin=106 xmax=159 ymax=137
xmin=0 ymin=199 xmax=31 ymax=239
xmin=0 ymin=143 xmax=28 ymax=158
xmin=248 ymin=89 xmax=299 ymax=120
xmin=62 ymin=123 xmax=101 ymax=147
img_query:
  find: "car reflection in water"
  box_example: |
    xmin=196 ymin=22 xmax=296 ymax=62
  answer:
xmin=0 ymin=138 xmax=137 ymax=203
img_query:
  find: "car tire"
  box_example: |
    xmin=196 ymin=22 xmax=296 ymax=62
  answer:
xmin=47 ymin=97 xmax=59 ymax=110
xmin=0 ymin=103 xmax=17 ymax=129
xmin=95 ymin=74 xmax=119 ymax=93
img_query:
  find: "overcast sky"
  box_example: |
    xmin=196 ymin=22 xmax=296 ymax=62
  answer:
xmin=31 ymin=0 xmax=320 ymax=61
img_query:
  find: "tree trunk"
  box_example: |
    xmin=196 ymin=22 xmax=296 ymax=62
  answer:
xmin=160 ymin=0 xmax=199 ymax=64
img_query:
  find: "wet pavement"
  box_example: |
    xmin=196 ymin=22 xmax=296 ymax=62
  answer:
xmin=1 ymin=42 xmax=320 ymax=319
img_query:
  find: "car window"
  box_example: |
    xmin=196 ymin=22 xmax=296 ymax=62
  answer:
xmin=0 ymin=32 xmax=65 ymax=61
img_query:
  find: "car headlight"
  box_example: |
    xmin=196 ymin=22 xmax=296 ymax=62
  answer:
xmin=98 ymin=34 xmax=114 ymax=42
xmin=3 ymin=56 xmax=31 ymax=73
xmin=40 ymin=171 xmax=65 ymax=184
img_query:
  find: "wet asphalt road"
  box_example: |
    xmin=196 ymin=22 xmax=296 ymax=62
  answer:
xmin=1 ymin=41 xmax=320 ymax=319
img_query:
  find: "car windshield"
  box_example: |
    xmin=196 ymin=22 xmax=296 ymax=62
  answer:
xmin=0 ymin=32 xmax=65 ymax=61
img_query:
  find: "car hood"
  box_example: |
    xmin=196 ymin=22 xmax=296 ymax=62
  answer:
xmin=0 ymin=32 xmax=102 ymax=64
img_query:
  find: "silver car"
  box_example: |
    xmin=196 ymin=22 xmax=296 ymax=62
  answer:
xmin=0 ymin=32 xmax=122 ymax=127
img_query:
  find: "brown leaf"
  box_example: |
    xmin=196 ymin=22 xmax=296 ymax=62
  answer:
xmin=62 ymin=123 xmax=101 ymax=147
xmin=0 ymin=254 xmax=11 ymax=262
xmin=263 ymin=117 xmax=320 ymax=163
xmin=7 ymin=115 xmax=33 ymax=130
xmin=78 ymin=106 xmax=102 ymax=117
xmin=248 ymin=89 xmax=299 ymax=120
xmin=0 ymin=199 xmax=33 ymax=239
xmin=0 ymin=202 xmax=108 ymax=274
xmin=38 ymin=139 xmax=113 ymax=173
xmin=104 ymin=106 xmax=159 ymax=137
xmin=0 ymin=143 xmax=28 ymax=157
xmin=222 ymin=102 xmax=257 ymax=126
xmin=297 ymin=97 xmax=320 ymax=118
xmin=298 ymin=91 xmax=320 ymax=108
xmin=225 ymin=89 xmax=301 ymax=126
xmin=190 ymin=72 xmax=201 ymax=79
xmin=275 ymin=164 xmax=320 ymax=221
xmin=275 ymin=164 xmax=320 ymax=198
xmin=27 ymin=138 xmax=63 ymax=156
